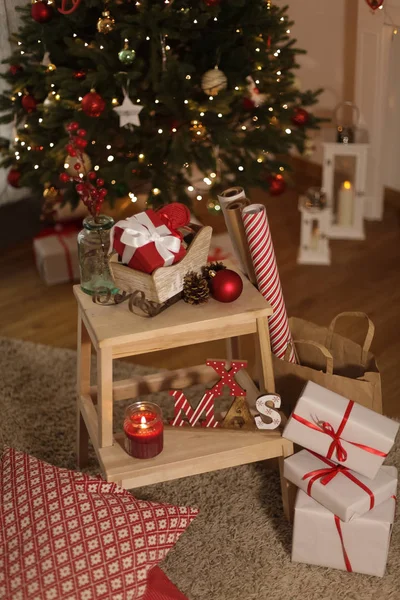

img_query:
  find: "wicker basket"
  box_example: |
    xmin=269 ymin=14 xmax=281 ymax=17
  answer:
xmin=109 ymin=225 xmax=212 ymax=304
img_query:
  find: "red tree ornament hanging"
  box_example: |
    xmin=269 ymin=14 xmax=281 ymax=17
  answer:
xmin=81 ymin=90 xmax=106 ymax=117
xmin=31 ymin=1 xmax=54 ymax=23
xmin=7 ymin=168 xmax=21 ymax=188
xmin=21 ymin=94 xmax=37 ymax=113
xmin=364 ymin=0 xmax=384 ymax=10
xmin=73 ymin=69 xmax=86 ymax=81
xmin=9 ymin=65 xmax=23 ymax=76
xmin=209 ymin=269 xmax=243 ymax=303
xmin=291 ymin=107 xmax=310 ymax=127
xmin=268 ymin=173 xmax=286 ymax=196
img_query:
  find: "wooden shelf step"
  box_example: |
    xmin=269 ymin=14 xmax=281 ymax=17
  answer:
xmin=97 ymin=426 xmax=289 ymax=489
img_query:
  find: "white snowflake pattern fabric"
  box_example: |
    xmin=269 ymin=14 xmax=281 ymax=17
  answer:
xmin=0 ymin=448 xmax=198 ymax=600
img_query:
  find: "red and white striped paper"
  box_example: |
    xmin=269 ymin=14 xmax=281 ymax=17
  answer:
xmin=242 ymin=203 xmax=296 ymax=362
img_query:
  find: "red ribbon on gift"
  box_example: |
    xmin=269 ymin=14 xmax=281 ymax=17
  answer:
xmin=291 ymin=400 xmax=388 ymax=463
xmin=303 ymin=450 xmax=375 ymax=510
xmin=334 ymin=516 xmax=353 ymax=572
xmin=335 ymin=495 xmax=397 ymax=572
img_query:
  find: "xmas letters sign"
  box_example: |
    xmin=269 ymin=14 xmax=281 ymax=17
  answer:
xmin=169 ymin=360 xmax=281 ymax=431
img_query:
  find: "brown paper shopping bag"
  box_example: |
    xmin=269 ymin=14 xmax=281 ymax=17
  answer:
xmin=273 ymin=312 xmax=382 ymax=415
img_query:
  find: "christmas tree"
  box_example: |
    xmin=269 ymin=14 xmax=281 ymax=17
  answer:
xmin=0 ymin=0 xmax=322 ymax=212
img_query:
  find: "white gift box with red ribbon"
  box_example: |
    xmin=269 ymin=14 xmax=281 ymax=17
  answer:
xmin=33 ymin=223 xmax=80 ymax=286
xmin=292 ymin=484 xmax=397 ymax=577
xmin=283 ymin=381 xmax=399 ymax=479
xmin=284 ymin=450 xmax=398 ymax=522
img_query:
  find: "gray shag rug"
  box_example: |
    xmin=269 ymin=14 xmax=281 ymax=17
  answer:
xmin=1 ymin=336 xmax=399 ymax=600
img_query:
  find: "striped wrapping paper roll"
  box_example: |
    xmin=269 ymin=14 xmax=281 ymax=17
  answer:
xmin=242 ymin=204 xmax=296 ymax=363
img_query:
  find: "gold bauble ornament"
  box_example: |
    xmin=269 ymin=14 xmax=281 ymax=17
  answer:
xmin=43 ymin=184 xmax=59 ymax=199
xmin=64 ymin=152 xmax=92 ymax=176
xmin=97 ymin=9 xmax=115 ymax=34
xmin=190 ymin=120 xmax=207 ymax=140
xmin=46 ymin=63 xmax=56 ymax=73
xmin=201 ymin=66 xmax=227 ymax=96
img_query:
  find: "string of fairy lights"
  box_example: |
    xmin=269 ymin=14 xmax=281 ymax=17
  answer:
xmin=10 ymin=1 xmax=296 ymax=207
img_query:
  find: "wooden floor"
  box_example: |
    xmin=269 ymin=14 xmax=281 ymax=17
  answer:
xmin=1 ymin=183 xmax=400 ymax=417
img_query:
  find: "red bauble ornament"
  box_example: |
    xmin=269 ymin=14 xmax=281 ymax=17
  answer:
xmin=204 ymin=0 xmax=221 ymax=5
xmin=7 ymin=168 xmax=21 ymax=188
xmin=9 ymin=65 xmax=23 ymax=76
xmin=209 ymin=269 xmax=243 ymax=303
xmin=242 ymin=97 xmax=256 ymax=111
xmin=364 ymin=0 xmax=384 ymax=10
xmin=73 ymin=69 xmax=86 ymax=81
xmin=81 ymin=91 xmax=106 ymax=117
xmin=291 ymin=107 xmax=310 ymax=127
xmin=268 ymin=174 xmax=286 ymax=197
xmin=21 ymin=94 xmax=37 ymax=113
xmin=31 ymin=1 xmax=53 ymax=23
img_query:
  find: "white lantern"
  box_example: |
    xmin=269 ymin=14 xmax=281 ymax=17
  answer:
xmin=322 ymin=142 xmax=369 ymax=240
xmin=297 ymin=193 xmax=331 ymax=266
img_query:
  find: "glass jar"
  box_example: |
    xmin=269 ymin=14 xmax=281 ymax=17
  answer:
xmin=77 ymin=214 xmax=118 ymax=296
xmin=123 ymin=401 xmax=164 ymax=459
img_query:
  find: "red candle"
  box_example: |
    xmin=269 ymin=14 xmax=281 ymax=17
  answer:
xmin=123 ymin=402 xmax=164 ymax=459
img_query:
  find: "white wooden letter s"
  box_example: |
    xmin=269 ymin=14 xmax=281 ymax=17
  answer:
xmin=255 ymin=394 xmax=281 ymax=430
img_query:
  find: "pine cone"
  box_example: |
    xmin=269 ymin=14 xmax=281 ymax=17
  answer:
xmin=183 ymin=271 xmax=209 ymax=305
xmin=201 ymin=261 xmax=226 ymax=280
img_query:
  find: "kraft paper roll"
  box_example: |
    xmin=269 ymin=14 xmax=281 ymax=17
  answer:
xmin=217 ymin=187 xmax=247 ymax=272
xmin=225 ymin=198 xmax=257 ymax=284
xmin=217 ymin=186 xmax=246 ymax=210
xmin=242 ymin=203 xmax=296 ymax=362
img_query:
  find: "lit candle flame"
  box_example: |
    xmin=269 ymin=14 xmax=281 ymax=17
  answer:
xmin=140 ymin=416 xmax=147 ymax=425
xmin=343 ymin=180 xmax=352 ymax=190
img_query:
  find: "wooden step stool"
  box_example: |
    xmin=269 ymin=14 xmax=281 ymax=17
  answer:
xmin=74 ymin=267 xmax=295 ymax=520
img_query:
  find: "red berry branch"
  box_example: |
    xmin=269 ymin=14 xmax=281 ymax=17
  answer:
xmin=59 ymin=121 xmax=107 ymax=220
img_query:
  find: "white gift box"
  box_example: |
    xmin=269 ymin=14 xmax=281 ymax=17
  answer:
xmin=292 ymin=484 xmax=397 ymax=577
xmin=33 ymin=230 xmax=79 ymax=286
xmin=283 ymin=381 xmax=399 ymax=479
xmin=284 ymin=450 xmax=397 ymax=522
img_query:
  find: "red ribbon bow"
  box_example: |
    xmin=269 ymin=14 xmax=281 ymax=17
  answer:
xmin=303 ymin=450 xmax=374 ymax=510
xmin=292 ymin=400 xmax=387 ymax=463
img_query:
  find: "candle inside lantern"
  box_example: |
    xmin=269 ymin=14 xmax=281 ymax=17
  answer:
xmin=310 ymin=221 xmax=320 ymax=251
xmin=337 ymin=180 xmax=354 ymax=226
xmin=123 ymin=402 xmax=164 ymax=459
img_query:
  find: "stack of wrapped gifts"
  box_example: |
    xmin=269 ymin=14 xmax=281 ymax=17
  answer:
xmin=283 ymin=381 xmax=400 ymax=577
